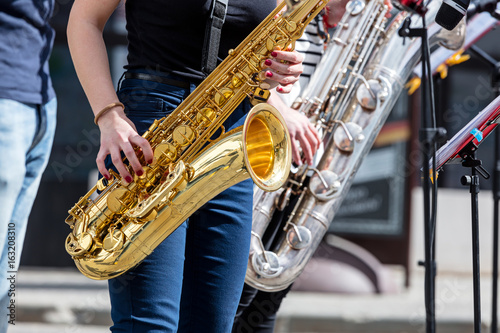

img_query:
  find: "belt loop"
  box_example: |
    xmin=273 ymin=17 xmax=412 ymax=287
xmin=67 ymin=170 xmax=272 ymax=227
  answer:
xmin=116 ymin=72 xmax=126 ymax=93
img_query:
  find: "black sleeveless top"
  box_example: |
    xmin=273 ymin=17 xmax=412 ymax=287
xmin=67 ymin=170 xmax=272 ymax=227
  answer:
xmin=125 ymin=0 xmax=276 ymax=81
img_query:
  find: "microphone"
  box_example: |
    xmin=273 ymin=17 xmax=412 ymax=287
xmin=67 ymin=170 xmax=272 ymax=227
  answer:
xmin=467 ymin=0 xmax=500 ymax=18
xmin=435 ymin=0 xmax=470 ymax=30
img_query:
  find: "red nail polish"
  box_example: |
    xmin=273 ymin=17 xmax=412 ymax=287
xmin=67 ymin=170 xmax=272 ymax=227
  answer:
xmin=148 ymin=159 xmax=153 ymax=164
xmin=266 ymin=71 xmax=273 ymax=78
xmin=125 ymin=176 xmax=133 ymax=183
xmin=265 ymin=59 xmax=272 ymax=66
xmin=277 ymin=87 xmax=283 ymax=92
xmin=104 ymin=174 xmax=110 ymax=180
xmin=136 ymin=170 xmax=144 ymax=176
xmin=271 ymin=51 xmax=278 ymax=57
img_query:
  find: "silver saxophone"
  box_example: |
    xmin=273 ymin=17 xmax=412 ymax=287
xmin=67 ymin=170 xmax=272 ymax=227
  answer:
xmin=246 ymin=0 xmax=466 ymax=291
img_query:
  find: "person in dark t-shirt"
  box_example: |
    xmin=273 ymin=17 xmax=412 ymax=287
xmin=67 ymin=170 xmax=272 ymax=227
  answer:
xmin=67 ymin=0 xmax=309 ymax=332
xmin=0 ymin=2 xmax=57 ymax=331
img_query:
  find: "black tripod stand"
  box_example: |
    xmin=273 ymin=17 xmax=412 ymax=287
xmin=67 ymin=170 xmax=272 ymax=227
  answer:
xmin=468 ymin=42 xmax=500 ymax=333
xmin=459 ymin=147 xmax=491 ymax=333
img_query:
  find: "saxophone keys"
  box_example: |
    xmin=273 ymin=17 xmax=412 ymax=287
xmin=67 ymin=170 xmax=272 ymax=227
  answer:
xmin=172 ymin=125 xmax=196 ymax=146
xmin=265 ymin=35 xmax=287 ymax=52
xmin=231 ymin=73 xmax=245 ymax=88
xmin=346 ymin=0 xmax=366 ymax=16
xmin=356 ymin=79 xmax=385 ymax=111
xmin=309 ymin=170 xmax=341 ymax=200
xmin=250 ymin=87 xmax=271 ymax=105
xmin=107 ymin=188 xmax=137 ymax=214
xmin=65 ymin=232 xmax=93 ymax=257
xmin=214 ymin=87 xmax=234 ymax=106
xmin=286 ymin=225 xmax=312 ymax=250
xmin=102 ymin=228 xmax=125 ymax=252
xmin=154 ymin=143 xmax=177 ymax=164
xmin=127 ymin=193 xmax=159 ymax=220
xmin=276 ymin=187 xmax=292 ymax=211
xmin=132 ymin=166 xmax=158 ymax=190
xmin=333 ymin=122 xmax=364 ymax=152
xmin=126 ymin=161 xmax=188 ymax=220
xmin=251 ymin=251 xmax=283 ymax=278
xmin=196 ymin=107 xmax=217 ymax=127
xmin=97 ymin=175 xmax=113 ymax=191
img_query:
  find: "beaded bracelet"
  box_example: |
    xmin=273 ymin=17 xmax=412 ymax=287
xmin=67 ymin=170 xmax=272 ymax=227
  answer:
xmin=94 ymin=102 xmax=125 ymax=125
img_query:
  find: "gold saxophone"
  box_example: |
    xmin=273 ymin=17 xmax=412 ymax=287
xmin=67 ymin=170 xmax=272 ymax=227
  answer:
xmin=246 ymin=0 xmax=466 ymax=291
xmin=64 ymin=0 xmax=328 ymax=280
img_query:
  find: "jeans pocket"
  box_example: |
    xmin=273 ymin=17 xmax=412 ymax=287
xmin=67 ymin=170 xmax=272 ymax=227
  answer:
xmin=118 ymin=84 xmax=187 ymax=135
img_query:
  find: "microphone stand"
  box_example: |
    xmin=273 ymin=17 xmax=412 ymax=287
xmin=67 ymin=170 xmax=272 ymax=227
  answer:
xmin=468 ymin=43 xmax=500 ymax=333
xmin=399 ymin=10 xmax=447 ymax=333
xmin=460 ymin=146 xmax=490 ymax=333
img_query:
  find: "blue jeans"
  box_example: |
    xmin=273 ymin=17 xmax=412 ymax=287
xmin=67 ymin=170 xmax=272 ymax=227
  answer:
xmin=108 ymin=72 xmax=253 ymax=332
xmin=0 ymin=98 xmax=57 ymax=331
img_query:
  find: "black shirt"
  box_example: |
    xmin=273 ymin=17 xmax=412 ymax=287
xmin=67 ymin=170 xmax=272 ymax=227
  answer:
xmin=125 ymin=0 xmax=276 ymax=81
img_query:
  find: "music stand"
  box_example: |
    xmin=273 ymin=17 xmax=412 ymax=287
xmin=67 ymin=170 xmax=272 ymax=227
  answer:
xmin=432 ymin=95 xmax=500 ymax=332
xmin=466 ymin=16 xmax=500 ymax=329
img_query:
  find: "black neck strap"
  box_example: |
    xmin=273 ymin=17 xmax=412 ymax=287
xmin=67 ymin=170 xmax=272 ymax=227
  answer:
xmin=201 ymin=0 xmax=229 ymax=76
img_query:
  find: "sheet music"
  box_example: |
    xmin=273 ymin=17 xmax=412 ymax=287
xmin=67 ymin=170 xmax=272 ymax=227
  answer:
xmin=431 ymin=95 xmax=500 ymax=171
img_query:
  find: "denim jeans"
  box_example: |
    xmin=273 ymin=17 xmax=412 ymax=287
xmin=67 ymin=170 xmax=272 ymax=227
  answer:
xmin=108 ymin=72 xmax=253 ymax=332
xmin=0 ymin=98 xmax=57 ymax=331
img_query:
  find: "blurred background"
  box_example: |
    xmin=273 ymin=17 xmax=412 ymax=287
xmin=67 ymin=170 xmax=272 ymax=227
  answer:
xmin=12 ymin=0 xmax=500 ymax=332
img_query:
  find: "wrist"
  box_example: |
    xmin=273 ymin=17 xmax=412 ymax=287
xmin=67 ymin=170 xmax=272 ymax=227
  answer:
xmin=94 ymin=102 xmax=125 ymax=126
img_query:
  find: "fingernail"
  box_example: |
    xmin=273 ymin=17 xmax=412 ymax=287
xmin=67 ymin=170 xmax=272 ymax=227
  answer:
xmin=264 ymin=59 xmax=272 ymax=66
xmin=277 ymin=86 xmax=283 ymax=92
xmin=136 ymin=170 xmax=144 ymax=176
xmin=266 ymin=71 xmax=273 ymax=78
xmin=271 ymin=51 xmax=278 ymax=57
xmin=104 ymin=174 xmax=111 ymax=180
xmin=148 ymin=159 xmax=153 ymax=164
xmin=125 ymin=176 xmax=133 ymax=183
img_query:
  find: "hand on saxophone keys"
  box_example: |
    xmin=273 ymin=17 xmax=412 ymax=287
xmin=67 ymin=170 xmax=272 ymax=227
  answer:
xmin=260 ymin=49 xmax=304 ymax=93
xmin=95 ymin=106 xmax=155 ymax=183
xmin=267 ymin=91 xmax=321 ymax=165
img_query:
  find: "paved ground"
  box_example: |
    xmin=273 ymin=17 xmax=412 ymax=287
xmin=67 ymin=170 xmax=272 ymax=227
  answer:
xmin=5 ymin=266 xmax=496 ymax=333
xmin=6 ymin=188 xmax=500 ymax=333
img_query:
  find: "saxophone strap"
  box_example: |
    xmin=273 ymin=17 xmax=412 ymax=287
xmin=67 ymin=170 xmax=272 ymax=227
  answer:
xmin=201 ymin=0 xmax=229 ymax=76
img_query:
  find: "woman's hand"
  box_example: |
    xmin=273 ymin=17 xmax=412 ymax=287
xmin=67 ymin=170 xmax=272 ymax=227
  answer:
xmin=283 ymin=108 xmax=321 ymax=165
xmin=261 ymin=49 xmax=304 ymax=93
xmin=95 ymin=107 xmax=154 ymax=182
xmin=268 ymin=92 xmax=321 ymax=165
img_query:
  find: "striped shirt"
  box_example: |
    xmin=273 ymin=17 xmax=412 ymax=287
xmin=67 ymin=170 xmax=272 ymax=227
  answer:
xmin=279 ymin=19 xmax=325 ymax=106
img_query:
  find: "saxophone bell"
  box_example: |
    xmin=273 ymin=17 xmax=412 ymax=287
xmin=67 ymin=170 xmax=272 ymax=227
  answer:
xmin=243 ymin=103 xmax=292 ymax=192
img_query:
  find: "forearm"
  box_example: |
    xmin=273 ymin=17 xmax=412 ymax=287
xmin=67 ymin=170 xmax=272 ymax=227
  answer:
xmin=267 ymin=90 xmax=290 ymax=115
xmin=67 ymin=0 xmax=121 ymax=116
xmin=267 ymin=90 xmax=321 ymax=165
